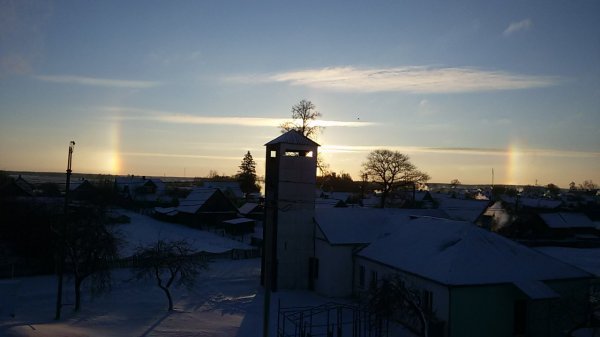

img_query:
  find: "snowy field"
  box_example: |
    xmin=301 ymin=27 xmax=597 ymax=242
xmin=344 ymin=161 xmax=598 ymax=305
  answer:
xmin=1 ymin=210 xmax=401 ymax=337
xmin=1 ymin=258 xmax=389 ymax=337
xmin=111 ymin=210 xmax=252 ymax=257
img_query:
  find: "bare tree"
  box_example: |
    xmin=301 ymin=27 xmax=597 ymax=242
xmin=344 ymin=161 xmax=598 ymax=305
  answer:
xmin=362 ymin=149 xmax=430 ymax=208
xmin=279 ymin=99 xmax=322 ymax=139
xmin=63 ymin=206 xmax=120 ymax=311
xmin=368 ymin=275 xmax=432 ymax=337
xmin=133 ymin=240 xmax=208 ymax=311
xmin=579 ymin=180 xmax=598 ymax=191
xmin=450 ymin=179 xmax=461 ymax=188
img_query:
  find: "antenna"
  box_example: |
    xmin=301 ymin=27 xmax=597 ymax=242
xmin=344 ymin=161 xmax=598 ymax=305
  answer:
xmin=56 ymin=140 xmax=75 ymax=320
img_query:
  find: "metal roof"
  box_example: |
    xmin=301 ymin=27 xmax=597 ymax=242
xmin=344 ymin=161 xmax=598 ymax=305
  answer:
xmin=264 ymin=130 xmax=320 ymax=147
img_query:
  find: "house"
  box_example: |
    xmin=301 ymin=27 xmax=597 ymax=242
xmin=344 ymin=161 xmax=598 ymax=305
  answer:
xmin=203 ymin=181 xmax=245 ymax=200
xmin=354 ymin=217 xmax=592 ymax=337
xmin=69 ymin=179 xmax=98 ymax=201
xmin=114 ymin=176 xmax=167 ymax=204
xmin=501 ymin=195 xmax=562 ymax=210
xmin=538 ymin=212 xmax=598 ymax=240
xmin=238 ymin=202 xmax=264 ymax=220
xmin=221 ymin=217 xmax=255 ymax=236
xmin=175 ymin=187 xmax=238 ymax=227
xmin=433 ymin=192 xmax=491 ymax=223
xmin=0 ymin=175 xmax=34 ymax=197
xmin=313 ymin=208 xmax=451 ymax=297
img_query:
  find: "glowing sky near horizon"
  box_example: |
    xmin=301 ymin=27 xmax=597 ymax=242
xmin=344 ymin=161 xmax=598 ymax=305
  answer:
xmin=0 ymin=1 xmax=598 ymax=187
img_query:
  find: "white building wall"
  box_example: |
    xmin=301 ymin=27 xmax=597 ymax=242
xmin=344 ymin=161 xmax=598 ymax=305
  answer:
xmin=314 ymin=237 xmax=355 ymax=297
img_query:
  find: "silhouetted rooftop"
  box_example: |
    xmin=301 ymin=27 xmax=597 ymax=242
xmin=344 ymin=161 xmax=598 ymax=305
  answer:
xmin=265 ymin=130 xmax=320 ymax=147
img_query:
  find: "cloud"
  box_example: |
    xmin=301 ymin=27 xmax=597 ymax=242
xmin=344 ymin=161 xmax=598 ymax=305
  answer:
xmin=120 ymin=152 xmax=241 ymax=161
xmin=322 ymin=144 xmax=600 ymax=159
xmin=503 ymin=19 xmax=532 ymax=37
xmin=234 ymin=66 xmax=559 ymax=94
xmin=35 ymin=75 xmax=161 ymax=89
xmin=103 ymin=106 xmax=376 ymax=128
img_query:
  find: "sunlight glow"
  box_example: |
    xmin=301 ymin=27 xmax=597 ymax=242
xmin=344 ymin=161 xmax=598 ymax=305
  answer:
xmin=109 ymin=120 xmax=122 ymax=174
xmin=506 ymin=144 xmax=521 ymax=186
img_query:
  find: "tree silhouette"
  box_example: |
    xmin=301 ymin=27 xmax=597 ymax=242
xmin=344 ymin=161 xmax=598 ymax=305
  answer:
xmin=133 ymin=240 xmax=207 ymax=311
xmin=368 ymin=275 xmax=432 ymax=337
xmin=62 ymin=206 xmax=120 ymax=311
xmin=237 ymin=151 xmax=260 ymax=196
xmin=279 ymin=99 xmax=322 ymax=139
xmin=362 ymin=149 xmax=430 ymax=208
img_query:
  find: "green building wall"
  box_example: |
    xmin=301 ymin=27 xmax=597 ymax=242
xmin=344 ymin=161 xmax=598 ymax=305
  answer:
xmin=450 ymin=284 xmax=524 ymax=337
xmin=449 ymin=279 xmax=590 ymax=337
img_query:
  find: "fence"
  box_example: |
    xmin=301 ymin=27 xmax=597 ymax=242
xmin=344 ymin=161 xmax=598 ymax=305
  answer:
xmin=277 ymin=302 xmax=389 ymax=337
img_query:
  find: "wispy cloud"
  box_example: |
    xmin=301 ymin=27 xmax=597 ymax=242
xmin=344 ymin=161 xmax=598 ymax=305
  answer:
xmin=231 ymin=66 xmax=559 ymax=94
xmin=120 ymin=152 xmax=241 ymax=161
xmin=322 ymin=145 xmax=600 ymax=159
xmin=35 ymin=75 xmax=161 ymax=89
xmin=104 ymin=106 xmax=375 ymax=128
xmin=503 ymin=19 xmax=533 ymax=37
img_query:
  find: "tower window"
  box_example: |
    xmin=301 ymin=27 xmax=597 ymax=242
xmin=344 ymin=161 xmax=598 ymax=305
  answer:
xmin=284 ymin=149 xmax=313 ymax=157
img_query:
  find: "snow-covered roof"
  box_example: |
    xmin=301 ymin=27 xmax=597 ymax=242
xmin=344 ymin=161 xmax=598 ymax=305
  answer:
xmin=315 ymin=208 xmax=451 ymax=245
xmin=501 ymin=196 xmax=562 ymax=209
xmin=315 ymin=198 xmax=342 ymax=208
xmin=433 ymin=193 xmax=490 ymax=222
xmin=223 ymin=217 xmax=255 ymax=225
xmin=265 ymin=130 xmax=320 ymax=147
xmin=154 ymin=206 xmax=177 ymax=216
xmin=357 ymin=217 xmax=591 ymax=297
xmin=539 ymin=212 xmax=595 ymax=229
xmin=177 ymin=187 xmax=220 ymax=214
xmin=203 ymin=181 xmax=244 ymax=199
xmin=238 ymin=202 xmax=260 ymax=215
xmin=536 ymin=247 xmax=600 ymax=277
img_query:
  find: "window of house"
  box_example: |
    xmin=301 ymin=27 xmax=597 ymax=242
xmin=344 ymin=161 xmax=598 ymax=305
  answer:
xmin=370 ymin=270 xmax=378 ymax=288
xmin=422 ymin=290 xmax=433 ymax=313
xmin=359 ymin=265 xmax=365 ymax=288
xmin=309 ymin=257 xmax=319 ymax=280
xmin=270 ymin=150 xmax=277 ymax=158
xmin=514 ymin=300 xmax=527 ymax=335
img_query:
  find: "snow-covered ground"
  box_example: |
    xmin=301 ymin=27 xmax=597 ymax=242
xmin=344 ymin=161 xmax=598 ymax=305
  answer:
xmin=113 ymin=210 xmax=252 ymax=257
xmin=1 ymin=210 xmax=412 ymax=337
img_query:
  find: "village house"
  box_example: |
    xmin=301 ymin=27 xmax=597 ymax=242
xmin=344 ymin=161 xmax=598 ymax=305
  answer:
xmin=313 ymin=207 xmax=450 ymax=297
xmin=355 ymin=217 xmax=592 ymax=337
xmin=0 ymin=175 xmax=34 ymax=197
xmin=155 ymin=187 xmax=238 ymax=228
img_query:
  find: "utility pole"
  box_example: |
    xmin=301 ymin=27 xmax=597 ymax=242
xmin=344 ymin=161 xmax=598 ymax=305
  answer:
xmin=55 ymin=140 xmax=75 ymax=320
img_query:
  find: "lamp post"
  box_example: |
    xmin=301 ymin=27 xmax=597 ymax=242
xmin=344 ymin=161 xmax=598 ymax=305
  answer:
xmin=55 ymin=140 xmax=75 ymax=320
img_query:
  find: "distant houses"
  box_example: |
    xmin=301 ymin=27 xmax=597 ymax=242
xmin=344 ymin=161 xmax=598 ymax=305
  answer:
xmin=114 ymin=176 xmax=167 ymax=205
xmin=0 ymin=175 xmax=34 ymax=197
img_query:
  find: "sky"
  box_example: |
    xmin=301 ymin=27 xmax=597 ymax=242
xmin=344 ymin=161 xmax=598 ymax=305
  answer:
xmin=0 ymin=0 xmax=598 ymax=187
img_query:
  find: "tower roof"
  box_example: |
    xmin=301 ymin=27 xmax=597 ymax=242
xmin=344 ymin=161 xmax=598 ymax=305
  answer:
xmin=265 ymin=130 xmax=320 ymax=147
